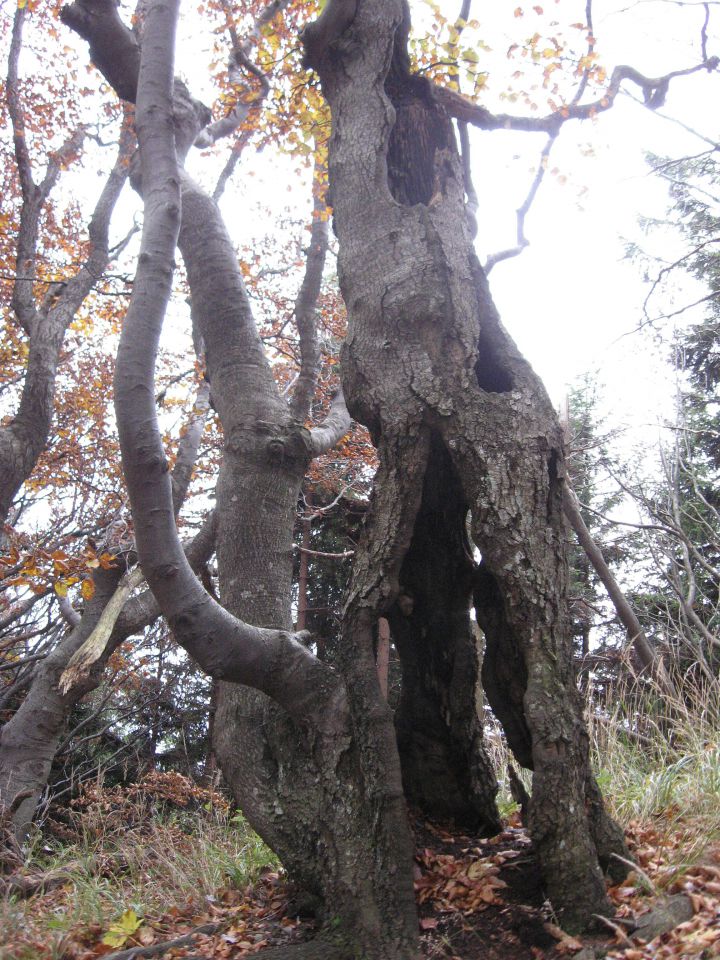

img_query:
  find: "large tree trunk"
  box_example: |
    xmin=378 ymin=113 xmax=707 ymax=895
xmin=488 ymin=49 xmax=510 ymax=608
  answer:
xmin=304 ymin=0 xmax=628 ymax=932
xmin=211 ymin=440 xmax=420 ymax=958
xmin=166 ymin=52 xmax=421 ymax=960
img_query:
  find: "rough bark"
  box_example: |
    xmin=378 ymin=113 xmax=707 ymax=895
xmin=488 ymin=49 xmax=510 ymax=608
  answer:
xmin=304 ymin=0 xmax=628 ymax=931
xmin=75 ymin=4 xmax=421 ymax=956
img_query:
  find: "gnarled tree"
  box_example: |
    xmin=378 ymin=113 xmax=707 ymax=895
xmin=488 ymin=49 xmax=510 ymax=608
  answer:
xmin=11 ymin=0 xmax=717 ymax=956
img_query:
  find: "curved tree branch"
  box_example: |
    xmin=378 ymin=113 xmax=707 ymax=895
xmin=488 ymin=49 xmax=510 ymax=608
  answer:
xmin=60 ymin=0 xmax=141 ymax=103
xmin=195 ymin=0 xmax=292 ymax=149
xmin=113 ymin=0 xmax=342 ymax=729
xmin=307 ymin=387 xmax=352 ymax=456
xmin=434 ymin=56 xmax=720 ymax=134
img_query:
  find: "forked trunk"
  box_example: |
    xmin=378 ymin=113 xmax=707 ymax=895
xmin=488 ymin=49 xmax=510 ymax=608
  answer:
xmin=211 ymin=437 xmax=421 ymax=959
xmin=304 ymin=0 xmax=629 ymax=932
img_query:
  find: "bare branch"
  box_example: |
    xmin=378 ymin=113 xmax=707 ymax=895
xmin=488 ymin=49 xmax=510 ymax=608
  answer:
xmin=290 ymin=152 xmax=329 ymax=420
xmin=56 ymin=593 xmax=81 ymax=628
xmin=484 ymin=132 xmax=559 ymax=273
xmin=294 ymin=544 xmax=355 ymax=560
xmin=307 ymin=387 xmax=352 ymax=456
xmin=701 ymin=2 xmax=711 ymax=61
xmin=7 ymin=6 xmax=34 ymax=204
xmin=562 ymin=482 xmax=676 ymax=693
xmin=196 ymin=0 xmax=293 ymax=149
xmin=434 ymin=56 xmax=720 ymax=134
xmin=170 ymin=376 xmax=211 ymax=512
xmin=570 ymin=1 xmax=596 ymax=107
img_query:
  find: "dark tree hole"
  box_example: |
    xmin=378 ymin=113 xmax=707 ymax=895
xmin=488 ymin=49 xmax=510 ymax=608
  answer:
xmin=388 ymin=433 xmax=501 ymax=833
xmin=475 ymin=345 xmax=514 ymax=393
xmin=384 ymin=16 xmax=455 ymax=207
xmin=474 ymin=561 xmax=534 ymax=770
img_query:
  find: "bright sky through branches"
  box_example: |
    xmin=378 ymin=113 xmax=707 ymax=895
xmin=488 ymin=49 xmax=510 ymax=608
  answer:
xmin=174 ymin=0 xmax=719 ymax=442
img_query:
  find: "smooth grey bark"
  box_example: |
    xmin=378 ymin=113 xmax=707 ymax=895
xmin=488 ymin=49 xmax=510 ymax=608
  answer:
xmin=304 ymin=0 xmax=628 ymax=931
xmin=99 ymin=4 xmax=416 ymax=957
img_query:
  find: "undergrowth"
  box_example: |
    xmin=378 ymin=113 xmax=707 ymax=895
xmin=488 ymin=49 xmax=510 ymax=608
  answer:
xmin=487 ymin=671 xmax=720 ymax=875
xmin=590 ymin=672 xmax=720 ymax=826
xmin=2 ymin=676 xmax=719 ymax=958
xmin=0 ymin=773 xmax=276 ymax=960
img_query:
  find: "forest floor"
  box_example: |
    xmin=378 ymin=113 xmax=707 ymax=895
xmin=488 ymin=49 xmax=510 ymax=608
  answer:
xmin=0 ymin=775 xmax=718 ymax=960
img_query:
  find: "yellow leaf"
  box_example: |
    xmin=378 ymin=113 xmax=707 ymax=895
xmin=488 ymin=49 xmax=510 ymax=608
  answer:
xmin=81 ymin=579 xmax=95 ymax=601
xmin=18 ymin=0 xmax=27 ymax=8
xmin=102 ymin=909 xmax=142 ymax=948
xmin=54 ymin=581 xmax=68 ymax=598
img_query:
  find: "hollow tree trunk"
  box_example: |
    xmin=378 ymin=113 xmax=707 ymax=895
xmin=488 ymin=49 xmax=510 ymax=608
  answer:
xmin=388 ymin=433 xmax=500 ymax=834
xmin=304 ymin=0 xmax=628 ymax=932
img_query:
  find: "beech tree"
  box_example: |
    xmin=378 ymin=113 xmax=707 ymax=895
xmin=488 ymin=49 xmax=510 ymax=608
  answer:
xmin=2 ymin=0 xmax=718 ymax=956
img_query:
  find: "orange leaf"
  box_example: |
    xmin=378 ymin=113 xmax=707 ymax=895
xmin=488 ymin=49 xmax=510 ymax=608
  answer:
xmin=81 ymin=579 xmax=95 ymax=601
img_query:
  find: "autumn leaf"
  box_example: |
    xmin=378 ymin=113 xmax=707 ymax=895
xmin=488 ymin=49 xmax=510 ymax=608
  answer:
xmin=81 ymin=578 xmax=95 ymax=601
xmin=102 ymin=909 xmax=143 ymax=948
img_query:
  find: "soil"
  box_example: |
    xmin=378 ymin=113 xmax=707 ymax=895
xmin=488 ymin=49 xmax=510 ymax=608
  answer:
xmin=413 ymin=816 xmax=564 ymax=960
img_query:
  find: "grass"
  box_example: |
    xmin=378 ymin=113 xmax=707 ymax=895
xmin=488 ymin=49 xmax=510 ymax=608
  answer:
xmin=484 ymin=670 xmax=720 ymax=877
xmin=590 ymin=672 xmax=720 ymax=826
xmin=0 ymin=777 xmax=277 ymax=960
xmin=3 ymin=677 xmax=720 ymax=959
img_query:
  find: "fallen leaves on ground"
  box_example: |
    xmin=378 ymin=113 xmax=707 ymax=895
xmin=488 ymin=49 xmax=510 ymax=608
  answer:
xmin=414 ymin=846 xmax=510 ymax=913
xmin=3 ymin=813 xmax=719 ymax=960
xmin=603 ymin=824 xmax=720 ymax=960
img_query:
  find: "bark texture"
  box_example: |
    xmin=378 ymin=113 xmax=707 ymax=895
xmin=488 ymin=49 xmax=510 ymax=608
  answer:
xmin=70 ymin=4 xmax=419 ymax=956
xmin=305 ymin=0 xmax=628 ymax=931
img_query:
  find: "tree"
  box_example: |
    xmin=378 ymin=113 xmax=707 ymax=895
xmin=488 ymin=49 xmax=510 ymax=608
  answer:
xmin=0 ymin=0 xmax=349 ymax=839
xmin=559 ymin=378 xmax=676 ymax=693
xmin=2 ymin=0 xmax=717 ymax=955
xmin=0 ymin=0 xmax=132 ymax=530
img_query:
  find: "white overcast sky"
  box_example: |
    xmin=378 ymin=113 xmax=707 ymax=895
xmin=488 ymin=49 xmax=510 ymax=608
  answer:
xmin=471 ymin=1 xmax=719 ymax=434
xmin=180 ymin=0 xmax=720 ymax=446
